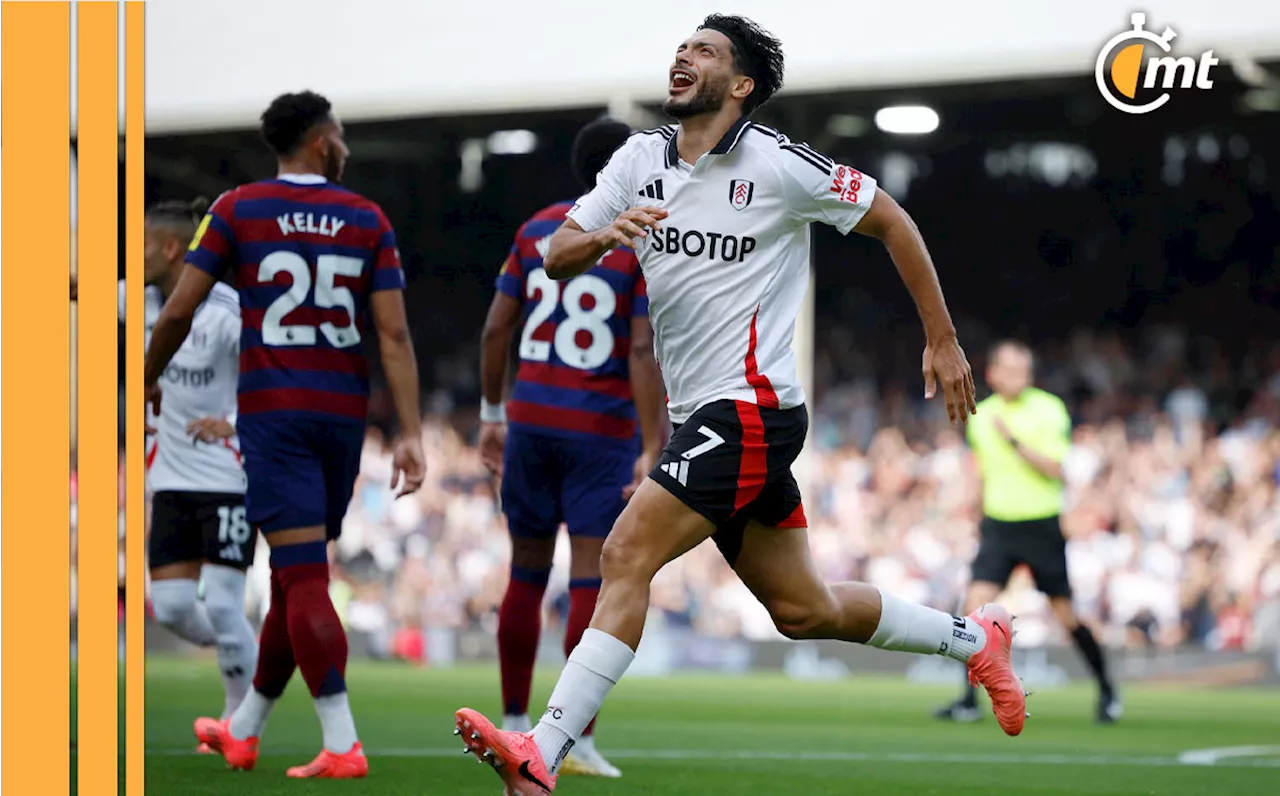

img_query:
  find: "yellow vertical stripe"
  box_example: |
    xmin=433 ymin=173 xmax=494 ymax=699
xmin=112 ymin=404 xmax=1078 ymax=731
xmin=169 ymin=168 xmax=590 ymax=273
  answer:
xmin=77 ymin=2 xmax=121 ymax=793
xmin=125 ymin=3 xmax=148 ymax=794
xmin=1 ymin=3 xmax=73 ymax=795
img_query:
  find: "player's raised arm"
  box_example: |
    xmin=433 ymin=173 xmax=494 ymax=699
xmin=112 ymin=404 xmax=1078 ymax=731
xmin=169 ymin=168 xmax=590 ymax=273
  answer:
xmin=546 ymin=140 xmax=666 ymax=280
xmin=545 ymin=211 xmax=669 ymax=281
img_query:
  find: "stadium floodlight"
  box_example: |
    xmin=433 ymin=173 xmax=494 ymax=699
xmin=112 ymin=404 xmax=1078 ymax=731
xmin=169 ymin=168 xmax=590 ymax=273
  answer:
xmin=487 ymin=129 xmax=539 ymax=155
xmin=874 ymin=105 xmax=939 ymax=135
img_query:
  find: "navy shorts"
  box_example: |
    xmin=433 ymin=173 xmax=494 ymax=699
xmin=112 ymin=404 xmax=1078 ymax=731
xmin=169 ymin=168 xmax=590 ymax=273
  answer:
xmin=237 ymin=415 xmax=365 ymax=541
xmin=500 ymin=429 xmax=635 ymax=539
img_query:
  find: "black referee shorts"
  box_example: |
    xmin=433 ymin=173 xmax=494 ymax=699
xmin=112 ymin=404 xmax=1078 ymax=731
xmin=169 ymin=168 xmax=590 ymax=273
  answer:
xmin=970 ymin=515 xmax=1071 ymax=598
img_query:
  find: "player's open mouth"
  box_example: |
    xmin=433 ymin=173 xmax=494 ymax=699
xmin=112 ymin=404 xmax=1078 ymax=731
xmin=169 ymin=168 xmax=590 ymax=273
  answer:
xmin=669 ymin=69 xmax=695 ymax=95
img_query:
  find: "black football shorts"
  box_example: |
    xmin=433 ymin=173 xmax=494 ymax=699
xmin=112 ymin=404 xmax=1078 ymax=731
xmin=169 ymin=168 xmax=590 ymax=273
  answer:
xmin=971 ymin=515 xmax=1071 ymax=598
xmin=651 ymin=399 xmax=808 ymax=565
xmin=149 ymin=491 xmax=257 ymax=571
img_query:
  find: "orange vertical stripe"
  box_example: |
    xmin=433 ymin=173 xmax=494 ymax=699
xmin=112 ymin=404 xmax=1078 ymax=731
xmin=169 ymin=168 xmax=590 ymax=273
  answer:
xmin=125 ymin=4 xmax=148 ymax=795
xmin=1 ymin=3 xmax=73 ymax=796
xmin=77 ymin=2 xmax=121 ymax=794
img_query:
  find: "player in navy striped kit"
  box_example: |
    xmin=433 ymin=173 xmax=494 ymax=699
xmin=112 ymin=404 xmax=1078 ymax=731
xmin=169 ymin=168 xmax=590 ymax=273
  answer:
xmin=144 ymin=91 xmax=427 ymax=779
xmin=478 ymin=118 xmax=666 ymax=778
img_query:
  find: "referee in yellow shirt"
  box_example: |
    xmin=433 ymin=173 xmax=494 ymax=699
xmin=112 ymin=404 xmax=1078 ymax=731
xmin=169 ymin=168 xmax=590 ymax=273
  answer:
xmin=936 ymin=341 xmax=1121 ymax=724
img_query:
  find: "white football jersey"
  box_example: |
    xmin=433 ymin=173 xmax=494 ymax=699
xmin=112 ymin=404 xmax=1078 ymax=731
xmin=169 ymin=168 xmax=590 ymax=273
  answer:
xmin=567 ymin=119 xmax=878 ymax=423
xmin=124 ymin=279 xmax=245 ymax=494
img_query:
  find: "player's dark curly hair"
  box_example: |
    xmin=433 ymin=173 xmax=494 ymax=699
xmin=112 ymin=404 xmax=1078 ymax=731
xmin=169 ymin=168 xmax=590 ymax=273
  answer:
xmin=260 ymin=90 xmax=333 ymax=156
xmin=146 ymin=196 xmax=210 ymax=230
xmin=571 ymin=118 xmax=633 ymax=191
xmin=697 ymin=14 xmax=785 ymax=114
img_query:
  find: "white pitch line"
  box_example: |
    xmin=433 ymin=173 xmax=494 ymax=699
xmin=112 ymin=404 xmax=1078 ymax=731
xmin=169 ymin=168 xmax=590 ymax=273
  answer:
xmin=145 ymin=747 xmax=1280 ymax=769
xmin=1178 ymin=746 xmax=1280 ymax=766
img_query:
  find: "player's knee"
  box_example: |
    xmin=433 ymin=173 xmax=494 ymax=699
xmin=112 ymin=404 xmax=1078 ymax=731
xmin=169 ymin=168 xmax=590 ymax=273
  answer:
xmin=203 ymin=590 xmax=243 ymax=633
xmin=151 ymin=589 xmax=208 ymax=641
xmin=201 ymin=566 xmax=249 ymax=630
xmin=599 ymin=531 xmax=657 ymax=583
xmin=767 ymin=595 xmax=839 ymax=641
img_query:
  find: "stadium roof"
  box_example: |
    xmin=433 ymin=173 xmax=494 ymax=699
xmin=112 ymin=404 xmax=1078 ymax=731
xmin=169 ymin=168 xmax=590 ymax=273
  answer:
xmin=87 ymin=0 xmax=1280 ymax=135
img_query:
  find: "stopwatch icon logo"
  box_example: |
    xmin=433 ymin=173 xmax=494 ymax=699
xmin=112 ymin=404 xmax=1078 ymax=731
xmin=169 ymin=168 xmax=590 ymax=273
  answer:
xmin=1095 ymin=12 xmax=1220 ymax=115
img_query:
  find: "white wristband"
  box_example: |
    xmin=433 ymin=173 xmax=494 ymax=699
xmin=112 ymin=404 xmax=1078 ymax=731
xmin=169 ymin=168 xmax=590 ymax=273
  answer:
xmin=480 ymin=399 xmax=507 ymax=424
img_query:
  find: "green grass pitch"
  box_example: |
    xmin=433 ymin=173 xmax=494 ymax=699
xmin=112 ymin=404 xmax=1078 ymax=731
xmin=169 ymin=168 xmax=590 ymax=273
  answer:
xmin=133 ymin=655 xmax=1280 ymax=795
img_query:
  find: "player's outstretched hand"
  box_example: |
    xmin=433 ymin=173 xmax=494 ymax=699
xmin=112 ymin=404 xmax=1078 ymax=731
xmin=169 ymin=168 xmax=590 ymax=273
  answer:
xmin=478 ymin=422 xmax=506 ymax=478
xmin=187 ymin=416 xmax=235 ymax=443
xmin=623 ymin=447 xmax=661 ymax=501
xmin=599 ymin=206 xmax=669 ymax=250
xmin=923 ymin=335 xmax=977 ymax=424
xmin=390 ymin=435 xmax=427 ymax=499
xmin=144 ymin=383 xmax=162 ymax=434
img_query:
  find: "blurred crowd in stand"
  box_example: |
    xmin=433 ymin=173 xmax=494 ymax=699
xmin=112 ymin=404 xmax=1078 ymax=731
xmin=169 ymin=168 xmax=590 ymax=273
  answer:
xmin=82 ymin=326 xmax=1276 ymax=662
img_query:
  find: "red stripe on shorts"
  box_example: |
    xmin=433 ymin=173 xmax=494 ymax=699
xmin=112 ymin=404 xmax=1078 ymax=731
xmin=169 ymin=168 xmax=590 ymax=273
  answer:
xmin=777 ymin=502 xmax=808 ymax=528
xmin=733 ymin=401 xmax=769 ymax=513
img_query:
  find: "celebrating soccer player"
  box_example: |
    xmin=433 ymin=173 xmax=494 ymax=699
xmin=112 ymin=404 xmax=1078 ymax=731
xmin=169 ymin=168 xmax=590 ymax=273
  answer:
xmin=454 ymin=15 xmax=1023 ymax=794
xmin=143 ymin=91 xmax=428 ymax=779
xmin=478 ymin=117 xmax=666 ymax=779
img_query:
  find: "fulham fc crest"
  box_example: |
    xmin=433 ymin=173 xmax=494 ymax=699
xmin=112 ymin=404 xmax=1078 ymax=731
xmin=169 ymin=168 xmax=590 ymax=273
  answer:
xmin=729 ymin=179 xmax=754 ymax=211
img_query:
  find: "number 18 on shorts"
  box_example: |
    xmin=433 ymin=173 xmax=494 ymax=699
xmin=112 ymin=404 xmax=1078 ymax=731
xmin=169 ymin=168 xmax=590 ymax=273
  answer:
xmin=149 ymin=491 xmax=258 ymax=570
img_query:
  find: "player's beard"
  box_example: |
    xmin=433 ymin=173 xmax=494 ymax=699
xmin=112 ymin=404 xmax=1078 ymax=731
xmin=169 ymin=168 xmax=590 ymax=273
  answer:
xmin=142 ymin=253 xmax=167 ymax=286
xmin=663 ymin=73 xmax=729 ymax=120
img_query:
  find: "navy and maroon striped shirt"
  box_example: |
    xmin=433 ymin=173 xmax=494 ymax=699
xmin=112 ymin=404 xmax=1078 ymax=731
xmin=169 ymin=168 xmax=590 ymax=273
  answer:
xmin=186 ymin=174 xmax=406 ymax=424
xmin=497 ymin=200 xmax=648 ymax=445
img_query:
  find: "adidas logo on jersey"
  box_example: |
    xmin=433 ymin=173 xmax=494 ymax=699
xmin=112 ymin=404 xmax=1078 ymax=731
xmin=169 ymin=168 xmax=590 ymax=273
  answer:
xmin=219 ymin=544 xmax=243 ymax=563
xmin=638 ymin=179 xmax=665 ymax=201
xmin=660 ymin=460 xmax=689 ymax=487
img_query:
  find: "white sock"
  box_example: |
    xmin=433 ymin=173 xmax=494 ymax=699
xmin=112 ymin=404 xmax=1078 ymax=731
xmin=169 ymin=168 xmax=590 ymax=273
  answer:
xmin=200 ymin=565 xmax=259 ymax=719
xmin=228 ymin=689 xmax=276 ymax=740
xmin=531 ymin=629 xmax=634 ymax=775
xmin=315 ymin=693 xmax=359 ymax=754
xmin=503 ymin=714 xmax=532 ymax=733
xmin=151 ymin=579 xmax=217 ymax=646
xmin=867 ymin=589 xmax=986 ymax=662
